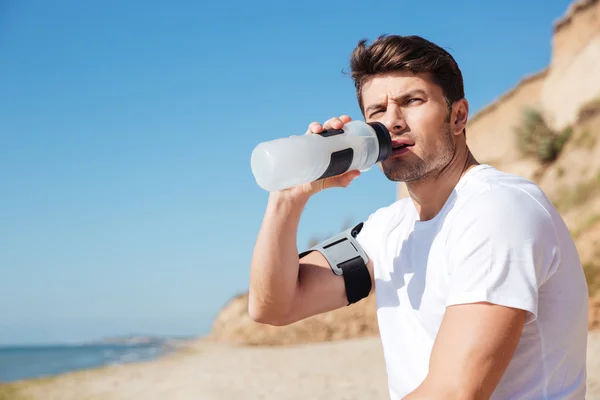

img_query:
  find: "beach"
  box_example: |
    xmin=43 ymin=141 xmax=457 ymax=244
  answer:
xmin=3 ymin=331 xmax=599 ymax=400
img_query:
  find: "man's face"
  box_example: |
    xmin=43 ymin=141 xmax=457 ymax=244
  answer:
xmin=362 ymin=71 xmax=458 ymax=183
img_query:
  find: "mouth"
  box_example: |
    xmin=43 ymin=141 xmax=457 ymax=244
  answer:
xmin=390 ymin=141 xmax=414 ymax=157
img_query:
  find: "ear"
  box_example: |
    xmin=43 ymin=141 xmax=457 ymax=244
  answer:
xmin=452 ymin=98 xmax=469 ymax=136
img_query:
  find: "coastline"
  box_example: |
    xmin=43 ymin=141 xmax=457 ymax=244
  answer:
xmin=1 ymin=336 xmax=387 ymax=400
xmin=3 ymin=332 xmax=600 ymax=400
xmin=0 ymin=338 xmax=192 ymax=385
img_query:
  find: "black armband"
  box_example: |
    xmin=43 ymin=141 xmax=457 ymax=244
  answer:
xmin=299 ymin=222 xmax=372 ymax=305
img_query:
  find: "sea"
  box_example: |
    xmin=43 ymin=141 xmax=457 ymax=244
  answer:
xmin=0 ymin=339 xmax=184 ymax=383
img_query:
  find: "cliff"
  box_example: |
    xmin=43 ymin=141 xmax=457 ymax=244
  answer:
xmin=467 ymin=0 xmax=600 ymax=178
xmin=462 ymin=0 xmax=600 ymax=293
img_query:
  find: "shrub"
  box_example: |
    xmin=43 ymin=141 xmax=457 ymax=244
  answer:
xmin=515 ymin=107 xmax=572 ymax=162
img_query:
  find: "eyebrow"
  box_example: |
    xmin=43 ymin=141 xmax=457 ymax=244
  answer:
xmin=365 ymin=89 xmax=428 ymax=114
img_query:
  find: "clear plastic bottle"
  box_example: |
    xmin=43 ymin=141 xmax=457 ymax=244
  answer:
xmin=250 ymin=120 xmax=391 ymax=192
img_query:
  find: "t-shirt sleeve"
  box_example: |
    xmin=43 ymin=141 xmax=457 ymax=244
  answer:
xmin=354 ymin=208 xmax=385 ymax=266
xmin=445 ymin=187 xmax=560 ymax=324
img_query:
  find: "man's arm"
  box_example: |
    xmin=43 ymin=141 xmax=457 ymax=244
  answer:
xmin=248 ymin=115 xmax=374 ymax=326
xmin=403 ymin=302 xmax=526 ymax=400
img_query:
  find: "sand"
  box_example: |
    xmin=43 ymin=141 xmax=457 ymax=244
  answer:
xmin=5 ymin=332 xmax=600 ymax=400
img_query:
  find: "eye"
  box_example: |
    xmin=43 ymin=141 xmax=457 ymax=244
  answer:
xmin=369 ymin=109 xmax=385 ymax=118
xmin=406 ymin=98 xmax=423 ymax=105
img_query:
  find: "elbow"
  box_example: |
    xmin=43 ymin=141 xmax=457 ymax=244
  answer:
xmin=248 ymin=310 xmax=288 ymax=326
xmin=247 ymin=294 xmax=292 ymax=326
xmin=248 ymin=303 xmax=277 ymax=325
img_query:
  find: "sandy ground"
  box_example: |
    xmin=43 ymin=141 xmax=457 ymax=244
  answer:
xmin=6 ymin=332 xmax=600 ymax=400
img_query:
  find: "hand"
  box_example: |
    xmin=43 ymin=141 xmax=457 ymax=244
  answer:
xmin=280 ymin=115 xmax=361 ymax=199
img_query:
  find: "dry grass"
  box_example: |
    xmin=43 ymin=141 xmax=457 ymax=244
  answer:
xmin=572 ymin=214 xmax=600 ymax=239
xmin=554 ymin=171 xmax=600 ymax=212
xmin=585 ymin=254 xmax=600 ymax=297
xmin=573 ymin=129 xmax=597 ymax=148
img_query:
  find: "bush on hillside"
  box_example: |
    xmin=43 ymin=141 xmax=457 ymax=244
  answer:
xmin=515 ymin=107 xmax=572 ymax=162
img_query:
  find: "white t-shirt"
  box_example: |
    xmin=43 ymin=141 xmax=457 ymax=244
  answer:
xmin=356 ymin=164 xmax=589 ymax=399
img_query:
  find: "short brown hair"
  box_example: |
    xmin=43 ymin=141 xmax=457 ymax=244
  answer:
xmin=349 ymin=35 xmax=465 ymax=119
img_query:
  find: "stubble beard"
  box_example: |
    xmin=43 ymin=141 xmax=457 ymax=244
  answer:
xmin=381 ymin=122 xmax=456 ymax=183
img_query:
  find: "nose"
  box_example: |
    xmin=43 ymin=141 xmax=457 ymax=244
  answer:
xmin=382 ymin=110 xmax=407 ymax=135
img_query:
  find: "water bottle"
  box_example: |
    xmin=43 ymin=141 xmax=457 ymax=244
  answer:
xmin=250 ymin=120 xmax=392 ymax=192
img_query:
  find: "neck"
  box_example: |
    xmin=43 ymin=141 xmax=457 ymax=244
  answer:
xmin=406 ymin=146 xmax=479 ymax=221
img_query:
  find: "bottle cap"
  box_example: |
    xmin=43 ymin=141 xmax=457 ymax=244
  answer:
xmin=368 ymin=122 xmax=392 ymax=162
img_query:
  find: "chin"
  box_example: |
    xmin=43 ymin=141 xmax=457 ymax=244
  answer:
xmin=382 ymin=168 xmax=414 ymax=183
xmin=382 ymin=160 xmax=427 ymax=183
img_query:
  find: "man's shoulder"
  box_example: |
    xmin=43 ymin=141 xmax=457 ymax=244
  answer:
xmin=456 ymin=166 xmax=553 ymax=217
xmin=442 ymin=166 xmax=564 ymax=248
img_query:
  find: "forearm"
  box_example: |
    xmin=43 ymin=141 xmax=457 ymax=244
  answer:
xmin=403 ymin=380 xmax=475 ymax=400
xmin=248 ymin=191 xmax=310 ymax=323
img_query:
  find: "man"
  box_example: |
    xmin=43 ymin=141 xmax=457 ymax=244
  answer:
xmin=248 ymin=35 xmax=589 ymax=399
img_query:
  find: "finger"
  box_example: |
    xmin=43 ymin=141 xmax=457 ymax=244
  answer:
xmin=306 ymin=121 xmax=323 ymax=135
xmin=339 ymin=115 xmax=352 ymax=124
xmin=339 ymin=169 xmax=361 ymax=186
xmin=323 ymin=117 xmax=344 ymax=130
xmin=323 ymin=170 xmax=360 ymax=189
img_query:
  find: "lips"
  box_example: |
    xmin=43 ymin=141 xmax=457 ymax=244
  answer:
xmin=392 ymin=143 xmax=413 ymax=150
xmin=391 ymin=138 xmax=414 ymax=154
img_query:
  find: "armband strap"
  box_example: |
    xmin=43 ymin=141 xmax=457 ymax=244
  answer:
xmin=299 ymin=222 xmax=371 ymax=305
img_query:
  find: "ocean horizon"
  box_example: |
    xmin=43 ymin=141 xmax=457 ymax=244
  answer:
xmin=0 ymin=338 xmax=191 ymax=383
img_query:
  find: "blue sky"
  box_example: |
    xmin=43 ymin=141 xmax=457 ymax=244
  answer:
xmin=0 ymin=0 xmax=573 ymax=344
